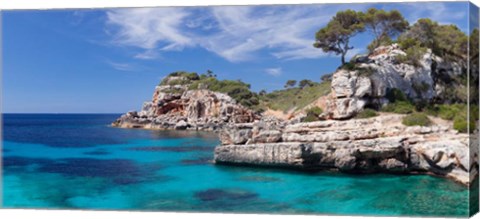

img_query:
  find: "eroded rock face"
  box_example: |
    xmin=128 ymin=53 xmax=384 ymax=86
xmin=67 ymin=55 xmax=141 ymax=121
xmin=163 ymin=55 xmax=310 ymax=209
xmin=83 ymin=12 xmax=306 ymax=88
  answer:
xmin=215 ymin=114 xmax=477 ymax=186
xmin=112 ymin=81 xmax=258 ymax=131
xmin=325 ymin=44 xmax=465 ymax=119
xmin=219 ymin=116 xmax=286 ymax=145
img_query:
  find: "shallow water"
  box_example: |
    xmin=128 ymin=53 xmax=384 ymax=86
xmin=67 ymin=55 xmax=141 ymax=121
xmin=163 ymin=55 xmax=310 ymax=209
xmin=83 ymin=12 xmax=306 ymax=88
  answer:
xmin=1 ymin=114 xmax=471 ymax=216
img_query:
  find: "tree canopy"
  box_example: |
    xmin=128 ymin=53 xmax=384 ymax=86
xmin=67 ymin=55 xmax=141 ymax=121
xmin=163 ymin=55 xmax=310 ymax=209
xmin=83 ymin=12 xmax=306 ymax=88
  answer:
xmin=360 ymin=8 xmax=409 ymax=51
xmin=299 ymin=79 xmax=315 ymax=89
xmin=285 ymin=80 xmax=297 ymax=88
xmin=314 ymin=10 xmax=364 ymax=65
xmin=315 ymin=8 xmax=473 ymax=66
xmin=398 ymin=18 xmax=468 ymax=59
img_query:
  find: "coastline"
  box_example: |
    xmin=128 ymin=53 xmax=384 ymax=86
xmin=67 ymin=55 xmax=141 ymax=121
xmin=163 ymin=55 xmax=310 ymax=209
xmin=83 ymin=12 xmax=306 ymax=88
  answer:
xmin=113 ymin=114 xmax=477 ymax=187
xmin=110 ymin=44 xmax=479 ymax=187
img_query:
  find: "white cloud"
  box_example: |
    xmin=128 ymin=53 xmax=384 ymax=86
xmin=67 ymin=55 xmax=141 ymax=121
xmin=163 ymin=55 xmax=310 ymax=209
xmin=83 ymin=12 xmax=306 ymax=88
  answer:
xmin=106 ymin=8 xmax=194 ymax=59
xmin=198 ymin=6 xmax=337 ymax=62
xmin=108 ymin=4 xmax=455 ymax=63
xmin=105 ymin=5 xmax=366 ymax=62
xmin=402 ymin=2 xmax=466 ymax=24
xmin=265 ymin=67 xmax=282 ymax=77
xmin=106 ymin=61 xmax=136 ymax=71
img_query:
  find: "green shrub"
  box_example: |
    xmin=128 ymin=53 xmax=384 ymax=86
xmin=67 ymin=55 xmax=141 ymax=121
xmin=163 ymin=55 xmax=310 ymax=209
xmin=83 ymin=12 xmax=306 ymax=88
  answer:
xmin=424 ymin=104 xmax=464 ymax=120
xmin=453 ymin=115 xmax=475 ymax=133
xmin=381 ymin=101 xmax=415 ymax=114
xmin=438 ymin=105 xmax=459 ymax=120
xmin=302 ymin=106 xmax=323 ymax=122
xmin=341 ymin=62 xmax=356 ymax=71
xmin=382 ymin=88 xmax=415 ymax=114
xmin=385 ymin=88 xmax=408 ymax=103
xmin=367 ymin=36 xmax=393 ymax=52
xmin=395 ymin=44 xmax=428 ymax=67
xmin=166 ymin=78 xmax=190 ymax=86
xmin=320 ymin=73 xmax=333 ymax=82
xmin=160 ymin=71 xmax=201 ymax=85
xmin=471 ymin=105 xmax=479 ymax=121
xmin=356 ymin=109 xmax=378 ymax=118
xmin=185 ymin=72 xmax=200 ymax=80
xmin=449 ymin=105 xmax=477 ymax=133
xmin=308 ymin=106 xmax=323 ymax=115
xmin=189 ymin=77 xmax=259 ymax=108
xmin=414 ymin=100 xmax=429 ymax=112
xmin=402 ymin=113 xmax=432 ymax=126
xmin=357 ymin=67 xmax=375 ymax=77
xmin=423 ymin=104 xmax=477 ymax=133
xmin=303 ymin=114 xmax=320 ymax=122
xmin=398 ymin=37 xmax=419 ymax=50
xmin=412 ymin=82 xmax=430 ymax=95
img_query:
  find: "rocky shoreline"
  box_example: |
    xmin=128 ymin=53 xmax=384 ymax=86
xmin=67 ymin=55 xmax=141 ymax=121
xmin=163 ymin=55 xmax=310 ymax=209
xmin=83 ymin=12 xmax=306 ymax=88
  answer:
xmin=112 ymin=84 xmax=258 ymax=131
xmin=215 ymin=114 xmax=477 ymax=186
xmin=112 ymin=45 xmax=478 ymax=186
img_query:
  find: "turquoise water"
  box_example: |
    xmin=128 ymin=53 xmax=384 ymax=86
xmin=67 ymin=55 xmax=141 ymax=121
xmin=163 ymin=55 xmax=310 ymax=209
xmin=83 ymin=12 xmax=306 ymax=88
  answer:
xmin=1 ymin=114 xmax=471 ymax=216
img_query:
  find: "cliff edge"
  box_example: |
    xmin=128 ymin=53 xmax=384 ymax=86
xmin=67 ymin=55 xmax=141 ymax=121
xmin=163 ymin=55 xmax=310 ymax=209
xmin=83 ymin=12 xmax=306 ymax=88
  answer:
xmin=215 ymin=115 xmax=478 ymax=186
xmin=112 ymin=73 xmax=258 ymax=131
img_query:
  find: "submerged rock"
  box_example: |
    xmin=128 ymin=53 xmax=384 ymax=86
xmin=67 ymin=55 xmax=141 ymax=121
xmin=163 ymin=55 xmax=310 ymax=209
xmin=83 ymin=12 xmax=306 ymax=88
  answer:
xmin=194 ymin=189 xmax=258 ymax=202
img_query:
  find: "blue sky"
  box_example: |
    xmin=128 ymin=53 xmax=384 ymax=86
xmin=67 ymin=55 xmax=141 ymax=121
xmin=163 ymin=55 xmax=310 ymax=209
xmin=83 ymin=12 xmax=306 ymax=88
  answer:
xmin=2 ymin=2 xmax=473 ymax=113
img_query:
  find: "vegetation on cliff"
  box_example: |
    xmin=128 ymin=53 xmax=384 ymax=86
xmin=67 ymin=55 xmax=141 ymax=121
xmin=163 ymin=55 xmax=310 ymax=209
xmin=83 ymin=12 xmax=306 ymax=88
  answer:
xmin=355 ymin=109 xmax=378 ymax=119
xmin=302 ymin=106 xmax=324 ymax=122
xmin=312 ymin=8 xmax=478 ymax=132
xmin=260 ymin=81 xmax=331 ymax=112
xmin=402 ymin=112 xmax=432 ymax=127
xmin=314 ymin=8 xmax=409 ymax=65
xmin=159 ymin=70 xmax=331 ymax=114
xmin=152 ymin=7 xmax=477 ymax=133
xmin=160 ymin=71 xmax=261 ymax=109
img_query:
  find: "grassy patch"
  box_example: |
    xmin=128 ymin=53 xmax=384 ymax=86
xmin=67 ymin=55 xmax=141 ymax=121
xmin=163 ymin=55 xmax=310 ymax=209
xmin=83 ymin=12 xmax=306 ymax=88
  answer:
xmin=160 ymin=71 xmax=260 ymax=109
xmin=453 ymin=115 xmax=474 ymax=133
xmin=381 ymin=101 xmax=415 ymax=114
xmin=261 ymin=82 xmax=331 ymax=112
xmin=356 ymin=109 xmax=378 ymax=119
xmin=381 ymin=88 xmax=415 ymax=114
xmin=302 ymin=106 xmax=323 ymax=122
xmin=425 ymin=104 xmax=477 ymax=133
xmin=160 ymin=71 xmax=200 ymax=86
xmin=190 ymin=78 xmax=259 ymax=108
xmin=402 ymin=113 xmax=432 ymax=126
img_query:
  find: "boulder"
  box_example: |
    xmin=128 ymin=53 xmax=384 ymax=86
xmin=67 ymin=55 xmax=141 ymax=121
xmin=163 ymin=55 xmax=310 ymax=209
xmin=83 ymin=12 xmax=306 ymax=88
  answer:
xmin=175 ymin=120 xmax=188 ymax=130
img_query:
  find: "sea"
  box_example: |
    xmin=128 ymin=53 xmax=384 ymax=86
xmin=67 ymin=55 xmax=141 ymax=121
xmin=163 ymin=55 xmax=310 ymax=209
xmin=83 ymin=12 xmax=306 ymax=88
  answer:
xmin=1 ymin=114 xmax=473 ymax=216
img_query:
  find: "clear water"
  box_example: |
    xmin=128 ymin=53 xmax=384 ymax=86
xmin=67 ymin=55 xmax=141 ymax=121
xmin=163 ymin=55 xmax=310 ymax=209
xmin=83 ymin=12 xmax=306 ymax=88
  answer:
xmin=1 ymin=114 xmax=471 ymax=216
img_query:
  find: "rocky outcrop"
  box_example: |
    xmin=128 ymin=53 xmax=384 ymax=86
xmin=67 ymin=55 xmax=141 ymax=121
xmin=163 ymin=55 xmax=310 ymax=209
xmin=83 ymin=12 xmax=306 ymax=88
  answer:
xmin=112 ymin=76 xmax=258 ymax=131
xmin=215 ymin=115 xmax=478 ymax=186
xmin=324 ymin=44 xmax=466 ymax=119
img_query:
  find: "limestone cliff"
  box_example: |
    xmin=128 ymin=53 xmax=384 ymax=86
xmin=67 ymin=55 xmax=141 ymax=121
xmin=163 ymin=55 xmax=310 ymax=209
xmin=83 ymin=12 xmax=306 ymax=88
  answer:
xmin=323 ymin=44 xmax=467 ymax=119
xmin=112 ymin=75 xmax=258 ymax=131
xmin=113 ymin=46 xmax=477 ymax=186
xmin=215 ymin=115 xmax=478 ymax=186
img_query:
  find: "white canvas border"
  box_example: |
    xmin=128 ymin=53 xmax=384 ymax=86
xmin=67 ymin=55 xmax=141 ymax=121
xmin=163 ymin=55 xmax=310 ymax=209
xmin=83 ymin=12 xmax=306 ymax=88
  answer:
xmin=0 ymin=0 xmax=478 ymax=219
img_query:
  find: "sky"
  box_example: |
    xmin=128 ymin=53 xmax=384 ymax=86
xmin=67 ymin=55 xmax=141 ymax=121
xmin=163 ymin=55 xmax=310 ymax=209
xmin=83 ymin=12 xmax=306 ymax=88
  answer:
xmin=1 ymin=2 xmax=474 ymax=113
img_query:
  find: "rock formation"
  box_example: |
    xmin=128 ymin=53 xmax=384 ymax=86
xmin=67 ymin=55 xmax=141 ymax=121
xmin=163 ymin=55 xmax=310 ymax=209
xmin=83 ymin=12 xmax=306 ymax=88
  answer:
xmin=324 ymin=44 xmax=466 ymax=119
xmin=112 ymin=75 xmax=258 ymax=131
xmin=215 ymin=114 xmax=478 ymax=186
xmin=113 ymin=46 xmax=477 ymax=186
